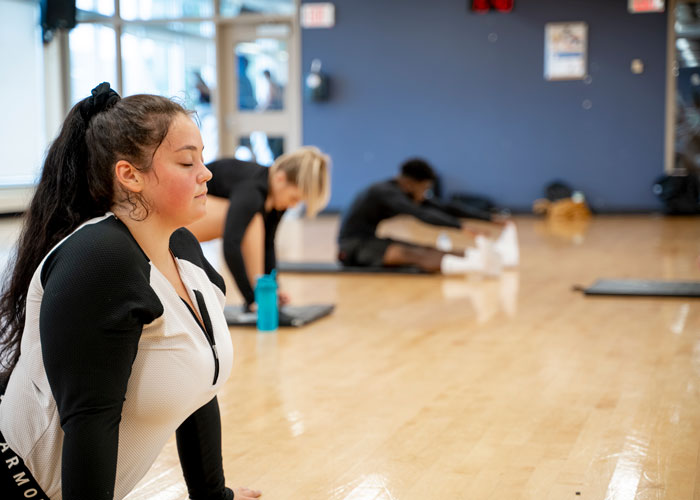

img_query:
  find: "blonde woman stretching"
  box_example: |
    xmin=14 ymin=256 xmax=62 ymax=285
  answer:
xmin=188 ymin=148 xmax=331 ymax=310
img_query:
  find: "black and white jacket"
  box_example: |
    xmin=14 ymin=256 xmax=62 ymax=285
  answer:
xmin=0 ymin=214 xmax=234 ymax=500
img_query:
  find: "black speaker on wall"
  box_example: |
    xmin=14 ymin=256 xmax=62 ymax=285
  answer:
xmin=41 ymin=0 xmax=77 ymax=43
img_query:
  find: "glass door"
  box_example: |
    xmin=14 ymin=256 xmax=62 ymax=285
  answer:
xmin=219 ymin=20 xmax=300 ymax=165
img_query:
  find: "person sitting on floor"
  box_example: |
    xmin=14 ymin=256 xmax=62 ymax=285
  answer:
xmin=337 ymin=158 xmax=518 ymax=275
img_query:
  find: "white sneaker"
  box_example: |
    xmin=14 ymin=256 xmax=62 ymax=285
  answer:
xmin=475 ymin=235 xmax=502 ymax=277
xmin=494 ymin=221 xmax=519 ymax=267
xmin=442 ymin=243 xmax=501 ymax=277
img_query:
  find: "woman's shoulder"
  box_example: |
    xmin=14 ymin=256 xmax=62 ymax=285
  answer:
xmin=40 ymin=215 xmax=150 ymax=288
xmin=207 ymin=158 xmax=266 ymax=181
xmin=227 ymin=168 xmax=269 ymax=207
xmin=207 ymin=158 xmax=268 ymax=198
xmin=230 ymin=161 xmax=268 ymax=189
xmin=169 ymin=227 xmax=205 ymax=263
xmin=38 ymin=215 xmax=164 ymax=330
xmin=170 ymin=228 xmax=226 ymax=293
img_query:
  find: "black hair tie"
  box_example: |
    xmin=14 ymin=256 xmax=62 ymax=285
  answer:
xmin=79 ymin=82 xmax=121 ymax=123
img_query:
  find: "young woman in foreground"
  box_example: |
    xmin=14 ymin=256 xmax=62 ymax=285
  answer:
xmin=0 ymin=83 xmax=260 ymax=500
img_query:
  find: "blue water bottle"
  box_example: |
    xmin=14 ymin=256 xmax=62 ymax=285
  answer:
xmin=255 ymin=270 xmax=278 ymax=332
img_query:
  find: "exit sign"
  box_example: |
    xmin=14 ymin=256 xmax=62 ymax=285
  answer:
xmin=628 ymin=0 xmax=664 ymax=13
xmin=301 ymin=3 xmax=335 ymax=29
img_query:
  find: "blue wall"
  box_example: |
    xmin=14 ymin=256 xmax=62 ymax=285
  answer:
xmin=301 ymin=0 xmax=668 ymax=212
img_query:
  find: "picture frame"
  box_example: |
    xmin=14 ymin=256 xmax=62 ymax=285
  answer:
xmin=544 ymin=22 xmax=588 ymax=81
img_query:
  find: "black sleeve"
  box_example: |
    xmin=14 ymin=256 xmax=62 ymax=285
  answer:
xmin=221 ymin=184 xmax=264 ymax=305
xmin=176 ymin=397 xmax=233 ymax=500
xmin=263 ymin=212 xmax=284 ymax=276
xmin=39 ymin=226 xmax=163 ymax=500
xmin=424 ymin=198 xmax=494 ymax=222
xmin=385 ymin=189 xmax=462 ymax=228
xmin=264 ymin=234 xmax=276 ymax=276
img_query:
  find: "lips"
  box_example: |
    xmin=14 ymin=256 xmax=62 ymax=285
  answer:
xmin=195 ymin=190 xmax=208 ymax=198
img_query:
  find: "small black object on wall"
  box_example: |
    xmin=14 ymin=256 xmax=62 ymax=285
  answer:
xmin=305 ymin=59 xmax=330 ymax=102
xmin=41 ymin=0 xmax=76 ymax=43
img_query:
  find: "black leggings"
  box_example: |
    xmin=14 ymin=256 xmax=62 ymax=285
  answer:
xmin=0 ymin=429 xmax=49 ymax=499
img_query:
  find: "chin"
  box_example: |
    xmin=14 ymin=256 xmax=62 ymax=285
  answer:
xmin=183 ymin=207 xmax=206 ymax=224
xmin=192 ymin=208 xmax=207 ymax=221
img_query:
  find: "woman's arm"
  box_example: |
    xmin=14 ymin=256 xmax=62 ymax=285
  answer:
xmin=176 ymin=397 xmax=232 ymax=500
xmin=385 ymin=188 xmax=463 ymax=229
xmin=177 ymin=397 xmax=262 ymax=500
xmin=423 ymin=197 xmax=495 ymax=222
xmin=221 ymin=190 xmax=263 ymax=306
xmin=39 ymin=225 xmax=163 ymax=499
xmin=263 ymin=213 xmax=289 ymax=305
xmin=241 ymin=213 xmax=265 ymax=304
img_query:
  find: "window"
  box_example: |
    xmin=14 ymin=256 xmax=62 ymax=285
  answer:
xmin=235 ymin=36 xmax=288 ymax=112
xmin=237 ymin=133 xmax=284 ymax=165
xmin=221 ymin=0 xmax=294 ymax=17
xmin=0 ymin=0 xmax=46 ymax=186
xmin=76 ymin=0 xmax=115 ymax=17
xmin=65 ymin=0 xmax=296 ymax=166
xmin=69 ymin=23 xmax=117 ymax=105
xmin=120 ymin=0 xmax=213 ymax=20
xmin=121 ymin=22 xmax=217 ymax=160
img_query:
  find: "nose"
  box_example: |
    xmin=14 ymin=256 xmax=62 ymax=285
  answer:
xmin=198 ymin=164 xmax=213 ymax=183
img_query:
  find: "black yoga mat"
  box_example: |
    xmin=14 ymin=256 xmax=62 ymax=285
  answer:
xmin=579 ymin=279 xmax=700 ymax=298
xmin=277 ymin=261 xmax=430 ymax=275
xmin=224 ymin=303 xmax=335 ymax=327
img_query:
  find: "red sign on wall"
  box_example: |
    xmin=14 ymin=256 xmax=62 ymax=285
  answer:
xmin=628 ymin=0 xmax=664 ymax=13
xmin=301 ymin=3 xmax=335 ymax=29
xmin=472 ymin=0 xmax=513 ymax=13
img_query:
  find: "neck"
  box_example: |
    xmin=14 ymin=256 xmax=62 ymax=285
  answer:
xmin=112 ymin=206 xmax=174 ymax=264
xmin=396 ymin=176 xmax=411 ymax=194
xmin=264 ymin=195 xmax=274 ymax=212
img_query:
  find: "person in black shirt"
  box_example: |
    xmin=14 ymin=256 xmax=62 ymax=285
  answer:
xmin=338 ymin=158 xmax=512 ymax=274
xmin=188 ymin=147 xmax=331 ymax=309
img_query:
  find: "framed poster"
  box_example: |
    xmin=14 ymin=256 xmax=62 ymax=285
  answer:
xmin=544 ymin=22 xmax=588 ymax=81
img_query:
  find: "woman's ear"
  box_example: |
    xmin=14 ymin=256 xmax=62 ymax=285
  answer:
xmin=114 ymin=160 xmax=145 ymax=193
xmin=272 ymin=169 xmax=288 ymax=186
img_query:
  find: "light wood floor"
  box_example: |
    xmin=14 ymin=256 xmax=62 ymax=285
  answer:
xmin=3 ymin=214 xmax=700 ymax=499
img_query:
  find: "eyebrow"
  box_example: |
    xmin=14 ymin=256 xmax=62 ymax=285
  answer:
xmin=175 ymin=145 xmax=204 ymax=152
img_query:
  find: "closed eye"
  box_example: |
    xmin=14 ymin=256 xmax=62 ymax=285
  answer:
xmin=180 ymin=163 xmax=194 ymax=167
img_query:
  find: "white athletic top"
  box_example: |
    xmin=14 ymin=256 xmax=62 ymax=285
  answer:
xmin=0 ymin=214 xmax=234 ymax=500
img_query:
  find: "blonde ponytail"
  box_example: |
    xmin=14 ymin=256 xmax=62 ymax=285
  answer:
xmin=270 ymin=146 xmax=331 ymax=217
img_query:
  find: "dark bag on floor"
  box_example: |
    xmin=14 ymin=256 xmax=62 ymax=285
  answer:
xmin=544 ymin=181 xmax=574 ymax=202
xmin=652 ymin=173 xmax=700 ymax=214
